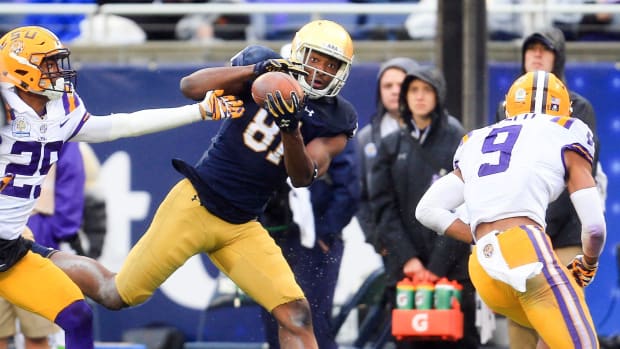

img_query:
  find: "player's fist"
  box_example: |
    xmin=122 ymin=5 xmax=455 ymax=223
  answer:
xmin=198 ymin=89 xmax=244 ymax=121
xmin=265 ymin=90 xmax=303 ymax=133
xmin=567 ymin=254 xmax=598 ymax=287
xmin=253 ymin=59 xmax=308 ymax=79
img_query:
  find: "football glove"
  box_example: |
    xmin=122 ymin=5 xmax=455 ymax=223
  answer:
xmin=253 ymin=59 xmax=308 ymax=79
xmin=567 ymin=254 xmax=598 ymax=287
xmin=265 ymin=90 xmax=303 ymax=133
xmin=198 ymin=89 xmax=244 ymax=121
xmin=0 ymin=173 xmax=14 ymax=192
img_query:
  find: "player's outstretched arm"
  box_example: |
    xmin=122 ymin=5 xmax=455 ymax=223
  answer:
xmin=180 ymin=65 xmax=256 ymax=100
xmin=73 ymin=90 xmax=244 ymax=143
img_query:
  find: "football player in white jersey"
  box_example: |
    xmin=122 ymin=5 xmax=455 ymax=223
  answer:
xmin=415 ymin=71 xmax=605 ymax=349
xmin=0 ymin=25 xmax=243 ymax=349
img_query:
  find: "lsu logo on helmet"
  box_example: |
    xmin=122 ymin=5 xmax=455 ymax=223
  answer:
xmin=289 ymin=20 xmax=354 ymax=99
xmin=0 ymin=26 xmax=76 ymax=100
xmin=504 ymin=71 xmax=571 ymax=118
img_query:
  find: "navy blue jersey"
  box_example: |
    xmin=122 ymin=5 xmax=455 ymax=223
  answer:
xmin=173 ymin=90 xmax=358 ymax=224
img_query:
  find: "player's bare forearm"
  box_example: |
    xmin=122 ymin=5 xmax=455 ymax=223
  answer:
xmin=444 ymin=219 xmax=474 ymax=244
xmin=281 ymin=130 xmax=316 ymax=187
xmin=180 ymin=66 xmax=255 ymax=100
xmin=309 ymin=134 xmax=347 ymax=175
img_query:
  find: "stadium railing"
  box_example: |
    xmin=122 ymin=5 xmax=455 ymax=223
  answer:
xmin=1 ymin=1 xmax=619 ymax=64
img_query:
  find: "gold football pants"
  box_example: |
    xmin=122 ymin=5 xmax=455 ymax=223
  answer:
xmin=116 ymin=179 xmax=305 ymax=312
xmin=470 ymin=225 xmax=598 ymax=349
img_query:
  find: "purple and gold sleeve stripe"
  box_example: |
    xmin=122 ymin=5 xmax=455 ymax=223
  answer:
xmin=523 ymin=225 xmax=598 ymax=348
xmin=550 ymin=116 xmax=575 ymax=129
xmin=68 ymin=112 xmax=91 ymax=140
xmin=62 ymin=92 xmax=81 ymax=115
xmin=460 ymin=132 xmax=472 ymax=146
xmin=563 ymin=143 xmax=594 ymax=166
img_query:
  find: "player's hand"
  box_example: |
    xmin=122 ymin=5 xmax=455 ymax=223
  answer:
xmin=265 ymin=90 xmax=303 ymax=133
xmin=198 ymin=89 xmax=244 ymax=121
xmin=567 ymin=254 xmax=598 ymax=287
xmin=253 ymin=59 xmax=308 ymax=79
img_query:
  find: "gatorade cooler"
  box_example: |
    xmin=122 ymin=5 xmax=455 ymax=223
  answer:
xmin=392 ymin=278 xmax=464 ymax=341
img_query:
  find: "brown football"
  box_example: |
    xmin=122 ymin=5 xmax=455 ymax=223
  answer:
xmin=251 ymin=71 xmax=304 ymax=107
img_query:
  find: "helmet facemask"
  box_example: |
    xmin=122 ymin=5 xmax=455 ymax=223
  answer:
xmin=289 ymin=20 xmax=354 ymax=100
xmin=33 ymin=49 xmax=76 ymax=100
xmin=294 ymin=45 xmax=350 ymax=99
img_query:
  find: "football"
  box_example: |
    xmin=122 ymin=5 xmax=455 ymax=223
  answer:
xmin=251 ymin=71 xmax=304 ymax=107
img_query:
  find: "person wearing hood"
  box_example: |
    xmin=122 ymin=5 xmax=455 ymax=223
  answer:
xmin=369 ymin=65 xmax=479 ymax=348
xmin=494 ymin=26 xmax=605 ymax=349
xmin=354 ymin=56 xmax=417 ymax=345
xmin=356 ymin=57 xmax=418 ymax=253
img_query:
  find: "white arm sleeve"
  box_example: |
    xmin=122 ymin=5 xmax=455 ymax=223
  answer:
xmin=72 ymin=104 xmax=203 ymax=143
xmin=570 ymin=186 xmax=607 ymax=258
xmin=415 ymin=172 xmax=465 ymax=235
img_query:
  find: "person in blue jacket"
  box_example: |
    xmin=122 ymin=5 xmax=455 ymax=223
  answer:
xmin=260 ymin=137 xmax=360 ymax=349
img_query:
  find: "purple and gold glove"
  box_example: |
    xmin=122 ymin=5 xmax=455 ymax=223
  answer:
xmin=198 ymin=89 xmax=244 ymax=121
xmin=567 ymin=254 xmax=598 ymax=287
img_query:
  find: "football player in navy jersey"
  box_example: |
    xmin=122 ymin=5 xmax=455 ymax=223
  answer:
xmin=37 ymin=20 xmax=357 ymax=349
xmin=169 ymin=19 xmax=357 ymax=348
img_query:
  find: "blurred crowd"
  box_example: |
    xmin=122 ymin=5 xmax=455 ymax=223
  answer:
xmin=1 ymin=0 xmax=620 ymax=44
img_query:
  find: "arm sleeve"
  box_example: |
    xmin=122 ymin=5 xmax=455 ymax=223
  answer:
xmin=415 ymin=172 xmax=464 ymax=235
xmin=72 ymin=104 xmax=203 ymax=143
xmin=570 ymin=186 xmax=606 ymax=258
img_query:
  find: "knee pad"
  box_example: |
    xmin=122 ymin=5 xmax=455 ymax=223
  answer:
xmin=55 ymin=300 xmax=93 ymax=331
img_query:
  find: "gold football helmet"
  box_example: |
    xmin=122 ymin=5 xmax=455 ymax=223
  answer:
xmin=289 ymin=20 xmax=354 ymax=99
xmin=505 ymin=70 xmax=570 ymax=118
xmin=0 ymin=26 xmax=76 ymax=100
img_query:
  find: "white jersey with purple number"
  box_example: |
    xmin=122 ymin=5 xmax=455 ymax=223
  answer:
xmin=454 ymin=113 xmax=595 ymax=232
xmin=0 ymin=87 xmax=89 ymax=240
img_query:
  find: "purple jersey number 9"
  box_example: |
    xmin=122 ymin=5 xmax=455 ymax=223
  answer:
xmin=478 ymin=125 xmax=522 ymax=177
